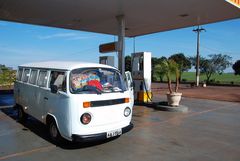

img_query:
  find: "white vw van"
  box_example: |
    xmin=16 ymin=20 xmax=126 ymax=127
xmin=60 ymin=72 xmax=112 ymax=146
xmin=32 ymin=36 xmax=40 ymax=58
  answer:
xmin=14 ymin=61 xmax=134 ymax=143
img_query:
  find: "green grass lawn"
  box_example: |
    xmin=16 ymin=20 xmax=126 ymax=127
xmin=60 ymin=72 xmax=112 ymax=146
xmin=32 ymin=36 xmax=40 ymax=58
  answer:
xmin=181 ymin=72 xmax=240 ymax=85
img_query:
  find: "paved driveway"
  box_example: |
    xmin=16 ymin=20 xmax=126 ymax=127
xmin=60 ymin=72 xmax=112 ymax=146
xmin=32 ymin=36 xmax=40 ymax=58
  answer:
xmin=0 ymin=96 xmax=240 ymax=161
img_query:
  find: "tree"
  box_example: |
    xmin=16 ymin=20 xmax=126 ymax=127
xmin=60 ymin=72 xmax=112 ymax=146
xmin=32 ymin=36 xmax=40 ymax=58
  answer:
xmin=200 ymin=58 xmax=213 ymax=83
xmin=200 ymin=54 xmax=232 ymax=83
xmin=152 ymin=56 xmax=167 ymax=82
xmin=152 ymin=56 xmax=167 ymax=68
xmin=168 ymin=53 xmax=191 ymax=82
xmin=125 ymin=55 xmax=132 ymax=72
xmin=189 ymin=55 xmax=206 ymax=67
xmin=232 ymin=60 xmax=240 ymax=75
xmin=0 ymin=66 xmax=16 ymax=87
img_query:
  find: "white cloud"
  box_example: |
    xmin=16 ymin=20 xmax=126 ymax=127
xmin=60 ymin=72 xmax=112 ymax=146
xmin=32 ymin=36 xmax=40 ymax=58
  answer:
xmin=37 ymin=32 xmax=96 ymax=40
xmin=0 ymin=46 xmax=60 ymax=68
xmin=0 ymin=46 xmax=58 ymax=58
xmin=0 ymin=46 xmax=27 ymax=55
xmin=0 ymin=45 xmax=99 ymax=69
xmin=38 ymin=33 xmax=78 ymax=40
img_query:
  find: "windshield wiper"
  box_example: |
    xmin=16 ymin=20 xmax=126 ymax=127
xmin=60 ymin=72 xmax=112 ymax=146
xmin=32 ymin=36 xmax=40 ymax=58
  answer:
xmin=73 ymin=85 xmax=102 ymax=94
xmin=83 ymin=85 xmax=102 ymax=94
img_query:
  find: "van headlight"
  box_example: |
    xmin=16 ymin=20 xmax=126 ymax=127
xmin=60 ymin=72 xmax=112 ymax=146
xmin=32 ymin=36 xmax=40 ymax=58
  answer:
xmin=124 ymin=107 xmax=131 ymax=117
xmin=81 ymin=113 xmax=92 ymax=125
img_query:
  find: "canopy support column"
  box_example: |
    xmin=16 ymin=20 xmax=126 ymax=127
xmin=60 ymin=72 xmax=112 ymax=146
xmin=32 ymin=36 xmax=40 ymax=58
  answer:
xmin=116 ymin=15 xmax=125 ymax=74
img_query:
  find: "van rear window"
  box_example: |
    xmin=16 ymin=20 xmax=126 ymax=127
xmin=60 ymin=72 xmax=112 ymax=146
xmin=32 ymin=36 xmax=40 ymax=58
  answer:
xmin=29 ymin=70 xmax=38 ymax=85
xmin=22 ymin=69 xmax=30 ymax=82
xmin=37 ymin=71 xmax=48 ymax=87
xmin=17 ymin=68 xmax=23 ymax=81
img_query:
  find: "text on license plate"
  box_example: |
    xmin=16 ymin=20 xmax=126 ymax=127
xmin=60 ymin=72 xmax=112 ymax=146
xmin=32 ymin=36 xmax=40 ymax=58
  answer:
xmin=106 ymin=129 xmax=122 ymax=138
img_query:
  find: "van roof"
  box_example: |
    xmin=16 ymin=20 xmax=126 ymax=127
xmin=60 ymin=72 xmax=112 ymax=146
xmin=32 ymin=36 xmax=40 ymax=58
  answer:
xmin=19 ymin=61 xmax=117 ymax=71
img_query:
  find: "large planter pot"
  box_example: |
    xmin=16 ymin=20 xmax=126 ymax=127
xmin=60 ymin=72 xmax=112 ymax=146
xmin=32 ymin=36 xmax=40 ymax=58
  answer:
xmin=166 ymin=92 xmax=182 ymax=107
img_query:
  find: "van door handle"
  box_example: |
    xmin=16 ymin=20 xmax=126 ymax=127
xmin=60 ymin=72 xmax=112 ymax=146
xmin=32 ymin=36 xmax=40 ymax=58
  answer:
xmin=44 ymin=97 xmax=48 ymax=100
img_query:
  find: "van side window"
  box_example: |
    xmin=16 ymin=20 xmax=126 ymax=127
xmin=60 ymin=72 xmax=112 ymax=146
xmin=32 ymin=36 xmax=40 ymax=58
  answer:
xmin=29 ymin=70 xmax=38 ymax=85
xmin=37 ymin=71 xmax=48 ymax=87
xmin=17 ymin=68 xmax=23 ymax=81
xmin=49 ymin=71 xmax=66 ymax=92
xmin=22 ymin=69 xmax=30 ymax=82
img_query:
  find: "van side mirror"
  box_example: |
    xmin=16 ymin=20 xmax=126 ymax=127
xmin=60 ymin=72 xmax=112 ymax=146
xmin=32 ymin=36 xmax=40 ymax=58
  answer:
xmin=124 ymin=71 xmax=133 ymax=89
xmin=50 ymin=85 xmax=58 ymax=93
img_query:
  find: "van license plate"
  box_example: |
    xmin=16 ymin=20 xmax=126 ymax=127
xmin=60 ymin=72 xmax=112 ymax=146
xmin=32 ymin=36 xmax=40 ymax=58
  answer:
xmin=106 ymin=129 xmax=122 ymax=138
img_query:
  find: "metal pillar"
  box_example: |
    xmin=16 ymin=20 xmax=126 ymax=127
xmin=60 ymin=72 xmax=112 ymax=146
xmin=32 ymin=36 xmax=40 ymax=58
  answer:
xmin=116 ymin=15 xmax=125 ymax=74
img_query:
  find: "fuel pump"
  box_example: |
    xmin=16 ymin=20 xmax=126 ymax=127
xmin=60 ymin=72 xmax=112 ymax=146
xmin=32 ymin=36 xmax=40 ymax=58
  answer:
xmin=131 ymin=52 xmax=152 ymax=103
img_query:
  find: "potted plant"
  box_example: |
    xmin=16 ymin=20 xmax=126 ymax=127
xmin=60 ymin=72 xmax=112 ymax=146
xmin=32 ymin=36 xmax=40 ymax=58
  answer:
xmin=155 ymin=59 xmax=182 ymax=106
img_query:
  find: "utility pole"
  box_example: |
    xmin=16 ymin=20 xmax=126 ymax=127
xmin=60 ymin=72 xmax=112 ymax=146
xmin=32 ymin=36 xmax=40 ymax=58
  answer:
xmin=193 ymin=26 xmax=205 ymax=87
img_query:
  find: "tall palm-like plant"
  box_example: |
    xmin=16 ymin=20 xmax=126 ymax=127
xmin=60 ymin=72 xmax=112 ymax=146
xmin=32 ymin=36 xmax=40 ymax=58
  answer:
xmin=155 ymin=59 xmax=180 ymax=93
xmin=155 ymin=59 xmax=182 ymax=106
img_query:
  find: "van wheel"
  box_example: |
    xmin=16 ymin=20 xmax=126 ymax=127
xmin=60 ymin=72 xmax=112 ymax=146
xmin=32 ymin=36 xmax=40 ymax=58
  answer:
xmin=48 ymin=119 xmax=62 ymax=144
xmin=17 ymin=106 xmax=27 ymax=123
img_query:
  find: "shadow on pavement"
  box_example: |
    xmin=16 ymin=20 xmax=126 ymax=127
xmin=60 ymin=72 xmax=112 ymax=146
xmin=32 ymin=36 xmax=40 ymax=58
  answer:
xmin=0 ymin=107 xmax=118 ymax=150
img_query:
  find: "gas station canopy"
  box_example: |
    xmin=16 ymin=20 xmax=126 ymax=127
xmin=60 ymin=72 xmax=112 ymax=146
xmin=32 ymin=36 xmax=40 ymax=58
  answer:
xmin=0 ymin=0 xmax=239 ymax=37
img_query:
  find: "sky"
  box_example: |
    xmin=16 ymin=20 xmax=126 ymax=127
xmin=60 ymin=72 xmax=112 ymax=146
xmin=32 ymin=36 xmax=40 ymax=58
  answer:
xmin=0 ymin=18 xmax=239 ymax=72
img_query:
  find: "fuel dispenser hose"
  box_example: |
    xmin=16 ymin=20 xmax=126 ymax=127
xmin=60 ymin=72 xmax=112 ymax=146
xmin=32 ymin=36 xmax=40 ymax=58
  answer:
xmin=143 ymin=79 xmax=153 ymax=102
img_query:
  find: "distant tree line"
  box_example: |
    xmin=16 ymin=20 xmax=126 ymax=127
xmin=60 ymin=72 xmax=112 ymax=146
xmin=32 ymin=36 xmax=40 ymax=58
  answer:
xmin=125 ymin=53 xmax=235 ymax=84
xmin=1 ymin=55 xmax=238 ymax=87
xmin=190 ymin=54 xmax=232 ymax=83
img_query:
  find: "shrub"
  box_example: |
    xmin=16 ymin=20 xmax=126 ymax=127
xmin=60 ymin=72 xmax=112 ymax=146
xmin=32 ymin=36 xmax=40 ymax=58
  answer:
xmin=182 ymin=78 xmax=187 ymax=82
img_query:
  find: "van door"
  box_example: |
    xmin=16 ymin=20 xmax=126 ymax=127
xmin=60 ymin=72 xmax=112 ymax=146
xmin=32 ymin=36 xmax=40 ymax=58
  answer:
xmin=44 ymin=71 xmax=71 ymax=138
xmin=125 ymin=71 xmax=134 ymax=107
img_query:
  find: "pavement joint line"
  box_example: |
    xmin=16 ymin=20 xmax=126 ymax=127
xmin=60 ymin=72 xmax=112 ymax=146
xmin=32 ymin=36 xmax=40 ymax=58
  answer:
xmin=0 ymin=145 xmax=56 ymax=160
xmin=134 ymin=106 xmax=228 ymax=130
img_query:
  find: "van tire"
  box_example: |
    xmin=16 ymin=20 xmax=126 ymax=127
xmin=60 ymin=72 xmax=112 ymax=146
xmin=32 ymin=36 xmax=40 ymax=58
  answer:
xmin=48 ymin=119 xmax=62 ymax=144
xmin=17 ymin=106 xmax=27 ymax=123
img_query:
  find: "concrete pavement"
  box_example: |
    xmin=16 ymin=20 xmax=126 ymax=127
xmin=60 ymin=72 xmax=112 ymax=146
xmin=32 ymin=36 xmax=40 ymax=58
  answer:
xmin=0 ymin=96 xmax=240 ymax=161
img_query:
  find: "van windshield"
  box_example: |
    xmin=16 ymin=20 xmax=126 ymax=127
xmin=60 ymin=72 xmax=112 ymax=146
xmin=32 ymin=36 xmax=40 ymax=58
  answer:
xmin=70 ymin=68 xmax=127 ymax=94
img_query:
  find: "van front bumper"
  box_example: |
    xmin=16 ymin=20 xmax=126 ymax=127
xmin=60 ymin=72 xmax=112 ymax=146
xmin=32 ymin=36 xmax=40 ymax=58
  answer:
xmin=72 ymin=123 xmax=133 ymax=142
